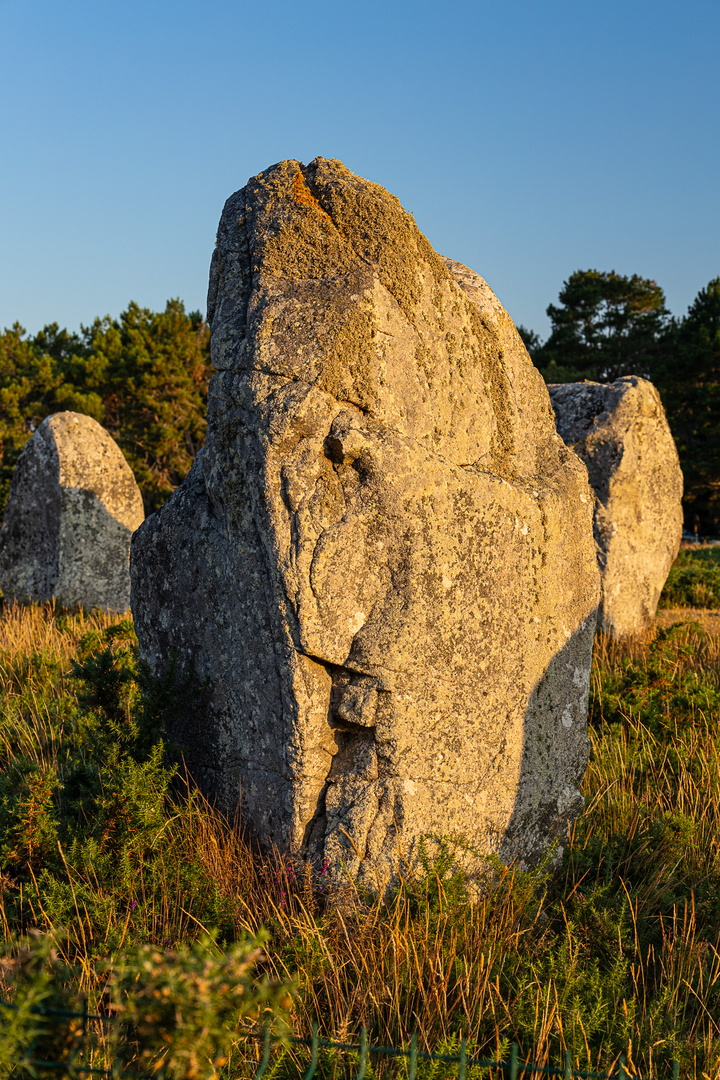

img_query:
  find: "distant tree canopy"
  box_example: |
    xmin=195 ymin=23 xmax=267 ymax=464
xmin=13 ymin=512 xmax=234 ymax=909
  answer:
xmin=526 ymin=269 xmax=720 ymax=535
xmin=0 ymin=300 xmax=212 ymax=517
xmin=659 ymin=278 xmax=720 ymax=534
xmin=532 ymin=269 xmax=671 ymax=383
xmin=3 ymin=274 xmax=720 ymax=534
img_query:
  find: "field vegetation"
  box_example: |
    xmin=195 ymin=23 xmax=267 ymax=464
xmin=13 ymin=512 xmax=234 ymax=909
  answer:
xmin=2 ymin=588 xmax=720 ymax=1077
xmin=659 ymin=546 xmax=720 ymax=610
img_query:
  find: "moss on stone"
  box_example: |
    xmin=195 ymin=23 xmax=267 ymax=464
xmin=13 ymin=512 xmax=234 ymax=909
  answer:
xmin=305 ymin=158 xmax=451 ymax=325
xmin=235 ymin=157 xmax=517 ymax=473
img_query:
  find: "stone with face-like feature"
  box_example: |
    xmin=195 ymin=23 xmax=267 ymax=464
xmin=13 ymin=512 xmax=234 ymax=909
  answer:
xmin=130 ymin=158 xmax=600 ymax=886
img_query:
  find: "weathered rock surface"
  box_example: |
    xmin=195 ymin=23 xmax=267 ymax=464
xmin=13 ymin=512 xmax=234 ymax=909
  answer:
xmin=131 ymin=158 xmax=600 ymax=885
xmin=0 ymin=412 xmax=144 ymax=611
xmin=549 ymin=377 xmax=683 ymax=638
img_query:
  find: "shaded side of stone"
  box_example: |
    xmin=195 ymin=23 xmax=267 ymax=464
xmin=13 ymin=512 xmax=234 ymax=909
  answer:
xmin=0 ymin=412 xmax=145 ymax=611
xmin=0 ymin=425 xmax=61 ymax=601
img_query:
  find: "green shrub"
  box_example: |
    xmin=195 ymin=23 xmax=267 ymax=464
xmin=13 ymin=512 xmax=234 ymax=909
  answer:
xmin=659 ymin=545 xmax=720 ymax=608
xmin=0 ymin=930 xmax=291 ymax=1079
xmin=0 ymin=931 xmax=84 ymax=1078
xmin=106 ymin=932 xmax=291 ymax=1077
xmin=0 ymin=605 xmax=236 ymax=968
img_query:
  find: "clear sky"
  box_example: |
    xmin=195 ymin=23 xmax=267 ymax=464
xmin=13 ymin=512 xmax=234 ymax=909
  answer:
xmin=1 ymin=0 xmax=718 ymax=341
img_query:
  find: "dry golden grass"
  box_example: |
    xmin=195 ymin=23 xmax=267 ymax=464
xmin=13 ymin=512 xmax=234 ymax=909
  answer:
xmin=0 ymin=599 xmax=128 ymax=662
xmin=0 ymin=601 xmax=129 ymax=775
xmin=4 ymin=606 xmax=720 ymax=1077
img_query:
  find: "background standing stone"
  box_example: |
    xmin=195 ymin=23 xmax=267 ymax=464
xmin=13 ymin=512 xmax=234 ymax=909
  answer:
xmin=549 ymin=377 xmax=683 ymax=638
xmin=131 ymin=158 xmax=600 ymax=886
xmin=0 ymin=411 xmax=144 ymax=612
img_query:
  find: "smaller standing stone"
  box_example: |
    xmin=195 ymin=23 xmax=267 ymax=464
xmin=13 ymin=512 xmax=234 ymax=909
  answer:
xmin=0 ymin=412 xmax=144 ymax=612
xmin=549 ymin=377 xmax=683 ymax=638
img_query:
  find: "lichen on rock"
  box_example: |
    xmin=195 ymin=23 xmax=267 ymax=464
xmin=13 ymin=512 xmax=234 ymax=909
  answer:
xmin=131 ymin=158 xmax=600 ymax=887
xmin=0 ymin=411 xmax=144 ymax=612
xmin=549 ymin=377 xmax=683 ymax=639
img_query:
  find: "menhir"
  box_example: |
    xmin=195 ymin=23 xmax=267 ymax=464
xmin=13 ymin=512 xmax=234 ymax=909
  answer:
xmin=549 ymin=377 xmax=683 ymax=639
xmin=130 ymin=158 xmax=600 ymax=887
xmin=1 ymin=411 xmax=144 ymax=612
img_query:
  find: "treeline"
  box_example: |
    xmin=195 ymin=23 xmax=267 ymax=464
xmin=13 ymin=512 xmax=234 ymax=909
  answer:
xmin=0 ymin=300 xmax=212 ymax=516
xmin=1 ymin=272 xmax=719 ymax=531
xmin=518 ymin=271 xmax=720 ymax=535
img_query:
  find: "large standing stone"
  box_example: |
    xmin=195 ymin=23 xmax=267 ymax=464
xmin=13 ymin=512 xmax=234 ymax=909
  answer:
xmin=130 ymin=158 xmax=600 ymax=885
xmin=0 ymin=412 xmax=144 ymax=612
xmin=549 ymin=377 xmax=683 ymax=638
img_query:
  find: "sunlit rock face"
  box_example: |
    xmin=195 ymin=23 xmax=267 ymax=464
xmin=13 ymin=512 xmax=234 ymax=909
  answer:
xmin=0 ymin=411 xmax=144 ymax=612
xmin=130 ymin=158 xmax=600 ymax=886
xmin=549 ymin=377 xmax=683 ymax=639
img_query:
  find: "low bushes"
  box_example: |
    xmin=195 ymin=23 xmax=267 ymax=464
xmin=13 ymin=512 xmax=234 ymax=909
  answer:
xmin=2 ymin=604 xmax=720 ymax=1076
xmin=659 ymin=545 xmax=720 ymax=609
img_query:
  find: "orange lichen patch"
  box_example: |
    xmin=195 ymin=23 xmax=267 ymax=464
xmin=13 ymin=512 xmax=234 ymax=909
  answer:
xmin=291 ymin=168 xmax=331 ymax=219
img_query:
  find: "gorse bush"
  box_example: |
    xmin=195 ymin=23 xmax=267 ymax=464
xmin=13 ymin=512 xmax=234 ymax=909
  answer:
xmin=0 ymin=929 xmax=290 ymax=1079
xmin=106 ymin=933 xmax=291 ymax=1078
xmin=2 ymin=603 xmax=720 ymax=1076
xmin=0 ymin=604 xmax=236 ymax=961
xmin=0 ymin=603 xmax=293 ymax=1076
xmin=0 ymin=931 xmax=93 ymax=1079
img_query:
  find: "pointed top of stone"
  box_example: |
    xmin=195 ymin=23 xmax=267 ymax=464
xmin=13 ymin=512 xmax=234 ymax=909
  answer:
xmin=206 ymin=157 xmax=561 ymax=480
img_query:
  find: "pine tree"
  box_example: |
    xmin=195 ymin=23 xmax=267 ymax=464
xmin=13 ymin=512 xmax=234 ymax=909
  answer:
xmin=658 ymin=279 xmax=720 ymax=534
xmin=0 ymin=325 xmax=65 ymax=512
xmin=0 ymin=301 xmax=212 ymax=518
xmin=535 ymin=269 xmax=670 ymax=383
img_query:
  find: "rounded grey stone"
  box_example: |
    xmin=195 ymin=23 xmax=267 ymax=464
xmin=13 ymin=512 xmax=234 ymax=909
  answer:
xmin=549 ymin=377 xmax=683 ymax=639
xmin=0 ymin=411 xmax=145 ymax=612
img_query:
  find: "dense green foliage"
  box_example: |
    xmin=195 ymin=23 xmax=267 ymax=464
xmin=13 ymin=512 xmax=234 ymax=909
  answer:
xmin=0 ymin=301 xmax=212 ymax=516
xmin=660 ymin=279 xmax=720 ymax=534
xmin=3 ymin=600 xmax=720 ymax=1075
xmin=533 ymin=269 xmax=670 ymax=384
xmin=528 ymin=270 xmax=720 ymax=534
xmin=0 ymin=613 xmax=233 ymax=949
xmin=0 ymin=930 xmax=286 ymax=1079
xmin=659 ymin=545 xmax=720 ymax=609
xmin=0 ymin=327 xmax=63 ymax=519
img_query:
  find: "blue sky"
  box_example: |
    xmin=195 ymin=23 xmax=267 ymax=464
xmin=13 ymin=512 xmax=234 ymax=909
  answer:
xmin=1 ymin=0 xmax=718 ymax=340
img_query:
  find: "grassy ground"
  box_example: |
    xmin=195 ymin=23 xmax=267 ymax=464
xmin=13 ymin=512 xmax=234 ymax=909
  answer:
xmin=2 ymin=601 xmax=720 ymax=1077
xmin=659 ymin=545 xmax=720 ymax=609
